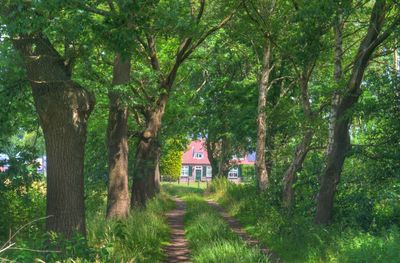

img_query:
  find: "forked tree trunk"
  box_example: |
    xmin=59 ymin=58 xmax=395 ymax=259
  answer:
xmin=315 ymin=1 xmax=390 ymax=224
xmin=13 ymin=35 xmax=94 ymax=237
xmin=282 ymin=129 xmax=313 ymax=208
xmin=106 ymin=54 xmax=130 ymax=219
xmin=282 ymin=70 xmax=315 ymax=209
xmin=131 ymin=95 xmax=166 ymax=207
xmin=256 ymin=39 xmax=272 ymax=191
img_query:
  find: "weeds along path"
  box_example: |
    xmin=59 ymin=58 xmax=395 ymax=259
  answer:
xmin=162 ymin=183 xmax=271 ymax=262
xmin=206 ymin=199 xmax=281 ymax=263
xmin=164 ymin=197 xmax=191 ymax=263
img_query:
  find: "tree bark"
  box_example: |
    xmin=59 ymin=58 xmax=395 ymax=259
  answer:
xmin=206 ymin=138 xmax=220 ymax=178
xmin=256 ymin=39 xmax=272 ymax=191
xmin=13 ymin=34 xmax=94 ymax=237
xmin=315 ymin=1 xmax=389 ymax=224
xmin=218 ymin=136 xmax=231 ymax=177
xmin=106 ymin=53 xmax=130 ymax=219
xmin=282 ymin=129 xmax=313 ymax=208
xmin=131 ymin=95 xmax=166 ymax=207
xmin=282 ymin=69 xmax=315 ymax=209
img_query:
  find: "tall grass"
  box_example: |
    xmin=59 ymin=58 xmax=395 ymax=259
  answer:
xmin=85 ymin=192 xmax=175 ymax=262
xmin=1 ymin=189 xmax=175 ymax=262
xmin=208 ymin=178 xmax=400 ymax=263
xmin=183 ymin=192 xmax=269 ymax=263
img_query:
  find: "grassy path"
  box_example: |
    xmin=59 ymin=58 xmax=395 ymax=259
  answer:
xmin=162 ymin=183 xmax=271 ymax=263
xmin=205 ymin=199 xmax=281 ymax=263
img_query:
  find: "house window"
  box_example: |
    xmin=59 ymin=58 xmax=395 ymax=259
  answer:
xmin=206 ymin=166 xmax=212 ymax=177
xmin=193 ymin=152 xmax=204 ymax=159
xmin=181 ymin=166 xmax=189 ymax=177
xmin=228 ymin=167 xmax=239 ymax=178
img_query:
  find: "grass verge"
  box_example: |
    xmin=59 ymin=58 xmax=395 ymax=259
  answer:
xmin=164 ymin=183 xmax=269 ymax=263
xmin=1 ymin=190 xmax=175 ymax=263
xmin=208 ymin=178 xmax=400 ymax=263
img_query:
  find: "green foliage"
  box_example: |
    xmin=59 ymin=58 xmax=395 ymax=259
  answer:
xmin=240 ymin=165 xmax=256 ymax=182
xmin=160 ymin=139 xmax=184 ymax=181
xmin=1 ymin=1 xmax=400 ymax=262
xmin=85 ymin=192 xmax=175 ymax=262
xmin=0 ymin=182 xmax=174 ymax=262
xmin=0 ymin=182 xmax=46 ymax=240
xmin=209 ymin=180 xmax=400 ymax=263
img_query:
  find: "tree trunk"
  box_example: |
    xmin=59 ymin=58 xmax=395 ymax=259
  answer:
xmin=314 ymin=112 xmax=350 ymax=224
xmin=131 ymin=137 xmax=161 ymax=207
xmin=282 ymin=68 xmax=315 ymax=209
xmin=256 ymin=39 xmax=272 ymax=191
xmin=315 ymin=1 xmax=389 ymax=224
xmin=282 ymin=129 xmax=313 ymax=209
xmin=131 ymin=95 xmax=166 ymax=207
xmin=13 ymin=35 xmax=94 ymax=237
xmin=106 ymin=54 xmax=130 ymax=219
xmin=206 ymin=138 xmax=220 ymax=178
xmin=218 ymin=137 xmax=231 ymax=177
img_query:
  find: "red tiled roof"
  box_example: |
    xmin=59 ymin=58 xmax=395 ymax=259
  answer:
xmin=182 ymin=140 xmax=210 ymax=165
xmin=182 ymin=140 xmax=255 ymax=166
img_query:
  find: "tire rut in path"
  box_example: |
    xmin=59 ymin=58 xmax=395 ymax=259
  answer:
xmin=206 ymin=199 xmax=281 ymax=263
xmin=164 ymin=197 xmax=191 ymax=263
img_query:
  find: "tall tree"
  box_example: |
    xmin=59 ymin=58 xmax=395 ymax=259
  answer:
xmin=66 ymin=1 xmax=150 ymax=217
xmin=281 ymin=1 xmax=333 ymax=209
xmin=190 ymin=32 xmax=258 ymax=178
xmin=130 ymin=0 xmax=238 ymax=206
xmin=106 ymin=53 xmax=130 ymax=219
xmin=256 ymin=39 xmax=273 ymax=190
xmin=242 ymin=0 xmax=281 ymax=191
xmin=1 ymin=2 xmax=95 ymax=236
xmin=315 ymin=0 xmax=400 ymax=224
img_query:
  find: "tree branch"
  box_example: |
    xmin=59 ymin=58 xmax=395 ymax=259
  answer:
xmin=80 ymin=4 xmax=111 ymax=17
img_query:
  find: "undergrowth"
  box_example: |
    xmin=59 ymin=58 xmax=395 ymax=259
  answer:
xmin=1 ymin=183 xmax=175 ymax=262
xmin=208 ymin=178 xmax=400 ymax=263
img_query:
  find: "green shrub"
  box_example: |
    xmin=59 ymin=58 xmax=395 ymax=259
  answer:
xmin=160 ymin=139 xmax=184 ymax=181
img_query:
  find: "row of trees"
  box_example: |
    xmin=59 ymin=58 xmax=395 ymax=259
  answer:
xmin=188 ymin=0 xmax=399 ymax=225
xmin=247 ymin=0 xmax=399 ymax=224
xmin=1 ymin=0 xmax=399 ymax=240
xmin=0 ymin=0 xmax=236 ymax=238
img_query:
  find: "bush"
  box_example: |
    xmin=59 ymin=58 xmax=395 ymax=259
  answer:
xmin=160 ymin=139 xmax=184 ymax=182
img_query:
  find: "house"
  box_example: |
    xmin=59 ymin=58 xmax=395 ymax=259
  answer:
xmin=0 ymin=154 xmax=9 ymax=172
xmin=180 ymin=140 xmax=255 ymax=183
xmin=0 ymin=154 xmax=46 ymax=174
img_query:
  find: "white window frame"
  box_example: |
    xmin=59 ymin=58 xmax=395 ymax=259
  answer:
xmin=228 ymin=167 xmax=239 ymax=178
xmin=206 ymin=166 xmax=212 ymax=178
xmin=181 ymin=166 xmax=189 ymax=177
xmin=193 ymin=152 xmax=204 ymax=159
